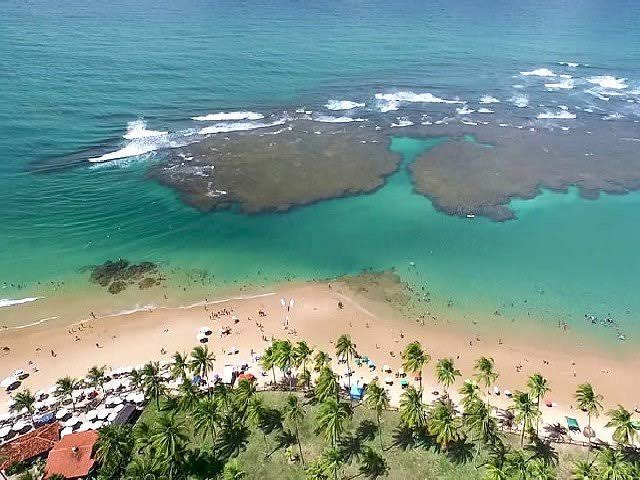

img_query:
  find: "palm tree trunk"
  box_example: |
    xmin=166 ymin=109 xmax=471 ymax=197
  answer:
xmin=520 ymin=418 xmax=526 ymax=447
xmin=347 ymin=357 xmax=352 ymax=405
xmin=271 ymin=366 xmax=277 ymax=386
xmin=295 ymin=423 xmax=305 ymax=465
xmin=377 ymin=412 xmax=384 ymax=450
xmin=419 ymin=374 xmax=423 ymax=400
xmin=536 ymin=394 xmax=540 ymax=435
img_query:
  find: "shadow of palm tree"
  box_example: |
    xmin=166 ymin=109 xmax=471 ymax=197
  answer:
xmin=446 ymin=439 xmax=474 ymax=465
xmin=525 ymin=435 xmax=558 ymax=467
xmin=339 ymin=433 xmax=364 ymax=465
xmin=181 ymin=448 xmax=224 ymax=478
xmin=215 ymin=417 xmax=251 ymax=460
xmin=266 ymin=429 xmax=297 ymax=458
xmin=356 ymin=419 xmax=378 ymax=442
xmin=392 ymin=424 xmax=419 ymax=451
xmin=259 ymin=407 xmax=283 ymax=435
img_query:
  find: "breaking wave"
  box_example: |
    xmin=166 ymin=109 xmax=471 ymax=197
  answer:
xmin=479 ymin=95 xmax=500 ymax=104
xmin=325 ymin=100 xmax=365 ymax=110
xmin=313 ymin=115 xmax=366 ymax=123
xmin=198 ymin=119 xmax=286 ymax=134
xmin=0 ymin=297 xmax=40 ymax=308
xmin=123 ymin=120 xmax=168 ymax=140
xmin=375 ymin=91 xmax=464 ymax=104
xmin=520 ymin=68 xmax=556 ymax=77
xmin=510 ymin=93 xmax=529 ymax=108
xmin=192 ymin=111 xmax=265 ymax=121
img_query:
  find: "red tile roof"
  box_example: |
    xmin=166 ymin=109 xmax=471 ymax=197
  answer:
xmin=0 ymin=422 xmax=61 ymax=471
xmin=45 ymin=430 xmax=99 ymax=479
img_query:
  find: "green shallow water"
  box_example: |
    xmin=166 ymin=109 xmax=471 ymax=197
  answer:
xmin=2 ymin=137 xmax=639 ymax=346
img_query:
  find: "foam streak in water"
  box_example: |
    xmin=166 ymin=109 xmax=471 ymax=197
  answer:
xmin=375 ymin=91 xmax=464 ymax=104
xmin=0 ymin=297 xmax=40 ymax=308
xmin=192 ymin=111 xmax=265 ymax=121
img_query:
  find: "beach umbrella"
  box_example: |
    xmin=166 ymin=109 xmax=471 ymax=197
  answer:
xmin=493 ymin=386 xmax=501 ymax=395
xmin=56 ymin=408 xmax=71 ymax=421
xmin=384 ymin=376 xmax=393 ymax=385
xmin=44 ymin=397 xmax=58 ymax=408
xmin=0 ymin=376 xmax=18 ymax=388
xmin=199 ymin=326 xmax=212 ymax=335
xmin=65 ymin=417 xmax=82 ymax=429
xmin=196 ymin=332 xmax=208 ymax=343
xmin=11 ymin=420 xmax=28 ymax=432
xmin=398 ymin=367 xmax=405 ymax=377
xmin=92 ymin=420 xmax=104 ymax=429
xmin=34 ymin=389 xmax=46 ymax=400
xmin=12 ymin=369 xmax=25 ymax=379
xmin=61 ymin=426 xmax=73 ymax=437
xmin=107 ymin=411 xmax=118 ymax=422
xmin=382 ymin=364 xmax=391 ymax=373
xmin=280 ymin=298 xmax=286 ymax=307
xmin=77 ymin=422 xmax=92 ymax=432
xmin=0 ymin=412 xmax=12 ymax=422
xmin=0 ymin=425 xmax=12 ymax=438
xmin=46 ymin=386 xmax=57 ymax=395
xmin=113 ymin=403 xmax=125 ymax=413
xmin=85 ymin=410 xmax=98 ymax=421
xmin=504 ymin=389 xmax=512 ymax=397
xmin=97 ymin=408 xmax=110 ymax=420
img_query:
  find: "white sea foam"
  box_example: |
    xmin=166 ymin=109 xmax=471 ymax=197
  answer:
xmin=375 ymin=91 xmax=463 ymax=104
xmin=559 ymin=61 xmax=580 ymax=68
xmin=520 ymin=68 xmax=556 ymax=77
xmin=477 ymin=108 xmax=494 ymax=114
xmin=0 ymin=297 xmax=40 ymax=308
xmin=313 ymin=115 xmax=365 ymax=123
xmin=376 ymin=100 xmax=399 ymax=112
xmin=123 ymin=120 xmax=168 ymax=140
xmin=198 ymin=119 xmax=285 ymax=135
xmin=603 ymin=112 xmax=623 ymax=120
xmin=456 ymin=106 xmax=475 ymax=115
xmin=325 ymin=100 xmax=365 ymax=111
xmin=587 ymin=75 xmax=627 ymax=90
xmin=510 ymin=93 xmax=529 ymax=108
xmin=545 ymin=78 xmax=575 ymax=90
xmin=192 ymin=111 xmax=265 ymax=121
xmin=537 ymin=109 xmax=577 ymax=119
xmin=390 ymin=118 xmax=414 ymax=128
xmin=479 ymin=95 xmax=500 ymax=104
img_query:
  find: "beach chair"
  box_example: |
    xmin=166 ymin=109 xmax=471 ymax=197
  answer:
xmin=566 ymin=417 xmax=580 ymax=432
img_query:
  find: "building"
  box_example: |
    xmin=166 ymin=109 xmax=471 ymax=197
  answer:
xmin=45 ymin=430 xmax=99 ymax=479
xmin=0 ymin=422 xmax=61 ymax=479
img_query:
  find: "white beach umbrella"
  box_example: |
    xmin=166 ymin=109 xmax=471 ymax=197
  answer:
xmin=77 ymin=422 xmax=91 ymax=432
xmin=12 ymin=369 xmax=25 ymax=378
xmin=0 ymin=376 xmax=18 ymax=388
xmin=97 ymin=408 xmax=110 ymax=420
xmin=0 ymin=412 xmax=12 ymax=422
xmin=0 ymin=425 xmax=12 ymax=438
xmin=384 ymin=376 xmax=393 ymax=385
xmin=199 ymin=326 xmax=212 ymax=335
xmin=47 ymin=386 xmax=58 ymax=395
xmin=382 ymin=364 xmax=391 ymax=373
xmin=113 ymin=403 xmax=125 ymax=412
xmin=61 ymin=426 xmax=73 ymax=437
xmin=55 ymin=408 xmax=70 ymax=420
xmin=34 ymin=389 xmax=46 ymax=399
xmin=107 ymin=411 xmax=118 ymax=422
xmin=44 ymin=397 xmax=58 ymax=408
xmin=65 ymin=417 xmax=82 ymax=428
xmin=85 ymin=410 xmax=98 ymax=421
xmin=196 ymin=332 xmax=208 ymax=343
xmin=11 ymin=420 xmax=28 ymax=432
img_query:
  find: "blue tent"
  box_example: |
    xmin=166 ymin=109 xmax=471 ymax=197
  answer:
xmin=350 ymin=384 xmax=364 ymax=400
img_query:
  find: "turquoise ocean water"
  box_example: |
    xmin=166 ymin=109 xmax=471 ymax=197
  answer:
xmin=1 ymin=0 xmax=640 ymax=343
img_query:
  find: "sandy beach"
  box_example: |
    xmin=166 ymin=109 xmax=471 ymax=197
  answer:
xmin=1 ymin=274 xmax=638 ymax=443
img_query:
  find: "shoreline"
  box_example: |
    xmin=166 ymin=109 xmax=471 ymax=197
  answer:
xmin=1 ymin=275 xmax=638 ymax=444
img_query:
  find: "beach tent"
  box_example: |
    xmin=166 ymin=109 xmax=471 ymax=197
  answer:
xmin=384 ymin=376 xmax=393 ymax=385
xmin=566 ymin=417 xmax=580 ymax=432
xmin=222 ymin=365 xmax=236 ymax=385
xmin=350 ymin=383 xmax=364 ymax=400
xmin=400 ymin=379 xmax=409 ymax=388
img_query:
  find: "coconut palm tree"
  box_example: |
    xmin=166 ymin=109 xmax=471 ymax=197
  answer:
xmin=223 ymin=460 xmax=246 ymax=480
xmin=125 ymin=453 xmax=161 ymax=480
xmin=274 ymin=339 xmax=295 ymax=390
xmin=11 ymin=389 xmax=36 ymax=420
xmin=459 ymin=379 xmax=481 ymax=412
xmin=283 ymin=394 xmax=305 ymax=465
xmin=511 ymin=391 xmax=540 ymax=447
xmin=435 ymin=357 xmax=461 ymax=395
xmin=216 ymin=413 xmax=251 ymax=459
xmin=315 ymin=397 xmax=353 ymax=446
xmin=55 ymin=376 xmax=79 ymax=411
xmin=605 ymin=405 xmax=638 ymax=447
xmin=473 ymin=356 xmax=498 ymax=405
xmin=260 ymin=346 xmax=278 ymax=386
xmin=315 ymin=365 xmax=339 ymax=403
xmin=142 ymin=361 xmax=166 ymax=410
xmin=150 ymin=412 xmax=188 ymax=479
xmin=336 ymin=334 xmax=358 ymax=404
xmin=189 ymin=345 xmax=214 ymax=381
xmin=428 ymin=399 xmax=461 ymax=449
xmin=401 ymin=341 xmax=430 ymax=396
xmin=399 ymin=385 xmax=426 ymax=430
xmin=574 ymin=383 xmax=603 ymax=437
xmin=527 ymin=373 xmax=550 ymax=434
xmin=171 ymin=351 xmax=189 ymax=381
xmin=526 ymin=458 xmax=555 ymax=480
xmin=505 ymin=449 xmax=529 ymax=480
xmin=363 ymin=379 xmax=390 ymax=450
xmin=595 ymin=447 xmax=633 ymax=480
xmin=320 ymin=446 xmax=343 ymax=480
xmin=358 ymin=447 xmax=389 ymax=479
xmin=128 ymin=369 xmax=144 ymax=392
xmin=571 ymin=459 xmax=596 ymax=480
xmin=314 ymin=350 xmax=331 ymax=372
xmin=177 ymin=380 xmax=200 ymax=412
xmin=87 ymin=365 xmax=107 ymax=394
xmin=466 ymin=399 xmax=498 ymax=467
xmin=95 ymin=424 xmax=134 ymax=478
xmin=192 ymin=396 xmax=221 ymax=446
xmin=294 ymin=341 xmax=313 ymax=390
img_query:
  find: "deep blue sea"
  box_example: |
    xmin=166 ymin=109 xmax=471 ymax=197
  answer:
xmin=1 ymin=0 xmax=640 ymax=344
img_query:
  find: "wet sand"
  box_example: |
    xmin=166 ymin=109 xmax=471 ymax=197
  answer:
xmin=1 ymin=273 xmax=638 ymax=443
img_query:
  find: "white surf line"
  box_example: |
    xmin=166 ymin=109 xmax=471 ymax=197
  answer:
xmin=334 ymin=292 xmax=378 ymax=319
xmin=179 ymin=292 xmax=277 ymax=309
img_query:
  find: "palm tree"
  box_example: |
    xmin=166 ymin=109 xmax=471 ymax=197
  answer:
xmin=315 ymin=397 xmax=353 ymax=446
xmin=177 ymin=380 xmax=200 ymax=412
xmin=128 ymin=369 xmax=144 ymax=392
xmin=459 ymin=379 xmax=481 ymax=412
xmin=142 ymin=361 xmax=166 ymax=410
xmin=435 ymin=357 xmax=461 ymax=395
xmin=527 ymin=373 xmax=550 ymax=435
xmin=526 ymin=458 xmax=555 ymax=480
xmin=314 ymin=350 xmax=331 ymax=372
xmin=55 ymin=376 xmax=78 ymax=411
xmin=274 ymin=339 xmax=295 ymax=390
xmin=223 ymin=460 xmax=246 ymax=480
xmin=571 ymin=459 xmax=596 ymax=480
xmin=216 ymin=413 xmax=251 ymax=459
xmin=473 ymin=356 xmax=498 ymax=405
xmin=595 ymin=447 xmax=633 ymax=480
xmin=234 ymin=378 xmax=256 ymax=415
xmin=315 ymin=365 xmax=339 ymax=403
xmin=358 ymin=447 xmax=389 ymax=479
xmin=260 ymin=346 xmax=278 ymax=386
xmin=283 ymin=394 xmax=306 ymax=465
xmin=192 ymin=396 xmax=221 ymax=446
xmin=466 ymin=399 xmax=498 ymax=467
xmin=189 ymin=345 xmax=214 ymax=381
xmin=246 ymin=395 xmax=267 ymax=449
xmin=605 ymin=405 xmax=638 ymax=447
xmin=401 ymin=341 xmax=430 ymax=396
xmin=336 ymin=334 xmax=358 ymax=404
xmin=363 ymin=379 xmax=390 ymax=450
xmin=511 ymin=391 xmax=540 ymax=447
xmin=575 ymin=383 xmax=603 ymax=437
xmin=87 ymin=365 xmax=107 ymax=394
xmin=399 ymin=385 xmax=426 ymax=430
xmin=294 ymin=341 xmax=313 ymax=390
xmin=505 ymin=449 xmax=529 ymax=480
xmin=428 ymin=399 xmax=461 ymax=449
xmin=171 ymin=351 xmax=189 ymax=381
xmin=95 ymin=424 xmax=134 ymax=478
xmin=150 ymin=412 xmax=188 ymax=479
xmin=11 ymin=389 xmax=36 ymax=421
xmin=320 ymin=446 xmax=343 ymax=480
xmin=125 ymin=453 xmax=161 ymax=479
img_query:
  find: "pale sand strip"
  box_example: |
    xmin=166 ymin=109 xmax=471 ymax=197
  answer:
xmin=1 ymin=281 xmax=638 ymax=444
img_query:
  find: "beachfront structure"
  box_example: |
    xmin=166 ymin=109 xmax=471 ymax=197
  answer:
xmin=0 ymin=422 xmax=61 ymax=479
xmin=45 ymin=430 xmax=99 ymax=479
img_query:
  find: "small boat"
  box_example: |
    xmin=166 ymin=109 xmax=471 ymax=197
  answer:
xmin=466 ymin=214 xmax=476 ymax=219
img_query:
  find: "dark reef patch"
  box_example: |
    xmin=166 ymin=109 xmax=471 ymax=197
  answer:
xmin=149 ymin=120 xmax=401 ymax=213
xmin=89 ymin=259 xmax=164 ymax=294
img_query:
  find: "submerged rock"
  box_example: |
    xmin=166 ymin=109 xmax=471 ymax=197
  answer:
xmin=89 ymin=259 xmax=161 ymax=294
